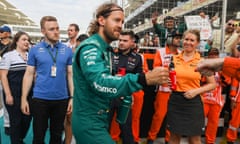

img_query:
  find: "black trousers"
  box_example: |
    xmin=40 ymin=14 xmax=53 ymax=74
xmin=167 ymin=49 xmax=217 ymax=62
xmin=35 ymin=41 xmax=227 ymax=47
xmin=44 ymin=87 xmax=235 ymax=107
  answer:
xmin=109 ymin=98 xmax=135 ymax=144
xmin=31 ymin=98 xmax=68 ymax=144
xmin=5 ymin=97 xmax=32 ymax=144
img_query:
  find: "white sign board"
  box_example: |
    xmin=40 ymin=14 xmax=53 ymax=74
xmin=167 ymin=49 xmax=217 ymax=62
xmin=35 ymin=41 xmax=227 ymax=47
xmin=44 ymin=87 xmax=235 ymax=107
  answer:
xmin=236 ymin=11 xmax=240 ymax=19
xmin=184 ymin=15 xmax=212 ymax=40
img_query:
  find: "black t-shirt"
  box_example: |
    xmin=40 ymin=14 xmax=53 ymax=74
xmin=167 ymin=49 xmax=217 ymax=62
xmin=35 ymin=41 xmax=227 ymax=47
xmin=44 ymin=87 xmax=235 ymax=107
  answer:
xmin=0 ymin=41 xmax=11 ymax=57
xmin=112 ymin=50 xmax=143 ymax=75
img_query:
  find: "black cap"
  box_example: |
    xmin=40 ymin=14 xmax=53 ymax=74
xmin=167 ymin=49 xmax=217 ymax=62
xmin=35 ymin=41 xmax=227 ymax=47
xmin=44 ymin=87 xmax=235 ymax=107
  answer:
xmin=167 ymin=30 xmax=182 ymax=38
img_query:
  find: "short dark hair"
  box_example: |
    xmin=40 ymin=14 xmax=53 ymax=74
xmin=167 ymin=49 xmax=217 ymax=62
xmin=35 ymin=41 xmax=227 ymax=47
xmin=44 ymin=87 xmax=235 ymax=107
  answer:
xmin=76 ymin=34 xmax=89 ymax=42
xmin=120 ymin=30 xmax=135 ymax=40
xmin=208 ymin=48 xmax=219 ymax=56
xmin=69 ymin=23 xmax=80 ymax=32
xmin=134 ymin=34 xmax=139 ymax=44
xmin=164 ymin=16 xmax=175 ymax=23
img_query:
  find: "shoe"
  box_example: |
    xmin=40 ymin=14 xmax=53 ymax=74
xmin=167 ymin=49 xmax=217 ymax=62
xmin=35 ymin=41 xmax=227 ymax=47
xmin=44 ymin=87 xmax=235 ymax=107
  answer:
xmin=115 ymin=140 xmax=121 ymax=144
xmin=165 ymin=142 xmax=168 ymax=144
xmin=4 ymin=127 xmax=10 ymax=135
xmin=147 ymin=139 xmax=154 ymax=144
xmin=227 ymin=141 xmax=234 ymax=144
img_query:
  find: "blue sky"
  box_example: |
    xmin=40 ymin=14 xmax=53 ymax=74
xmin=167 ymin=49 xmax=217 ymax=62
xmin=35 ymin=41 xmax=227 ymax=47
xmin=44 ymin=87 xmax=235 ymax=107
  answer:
xmin=7 ymin=0 xmax=110 ymax=33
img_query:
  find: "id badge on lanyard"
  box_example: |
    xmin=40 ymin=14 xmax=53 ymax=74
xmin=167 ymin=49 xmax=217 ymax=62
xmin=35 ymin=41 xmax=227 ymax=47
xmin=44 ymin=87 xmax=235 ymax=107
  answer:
xmin=47 ymin=47 xmax=58 ymax=77
xmin=51 ymin=63 xmax=57 ymax=77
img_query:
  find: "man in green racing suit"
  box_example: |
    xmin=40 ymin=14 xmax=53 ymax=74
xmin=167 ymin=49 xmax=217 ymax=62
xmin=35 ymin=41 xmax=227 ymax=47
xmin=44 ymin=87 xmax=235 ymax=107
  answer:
xmin=72 ymin=2 xmax=169 ymax=144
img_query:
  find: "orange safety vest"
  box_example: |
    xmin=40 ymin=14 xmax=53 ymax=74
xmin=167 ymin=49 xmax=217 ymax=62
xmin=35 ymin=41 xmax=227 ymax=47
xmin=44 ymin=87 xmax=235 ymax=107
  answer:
xmin=230 ymin=78 xmax=240 ymax=102
xmin=154 ymin=46 xmax=180 ymax=92
xmin=202 ymin=72 xmax=225 ymax=106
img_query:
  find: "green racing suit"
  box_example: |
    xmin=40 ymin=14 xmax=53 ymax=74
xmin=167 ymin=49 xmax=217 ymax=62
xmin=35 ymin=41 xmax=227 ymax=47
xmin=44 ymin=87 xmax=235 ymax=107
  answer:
xmin=72 ymin=34 xmax=143 ymax=144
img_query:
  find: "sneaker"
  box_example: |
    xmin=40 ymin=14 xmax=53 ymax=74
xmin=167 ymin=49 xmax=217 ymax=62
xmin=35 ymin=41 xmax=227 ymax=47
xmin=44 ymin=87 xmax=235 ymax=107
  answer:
xmin=115 ymin=140 xmax=121 ymax=144
xmin=147 ymin=139 xmax=154 ymax=144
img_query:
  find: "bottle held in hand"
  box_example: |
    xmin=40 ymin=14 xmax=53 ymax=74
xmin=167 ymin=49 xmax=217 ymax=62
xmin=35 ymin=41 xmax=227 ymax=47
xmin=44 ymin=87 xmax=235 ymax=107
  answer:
xmin=116 ymin=67 xmax=131 ymax=124
xmin=169 ymin=57 xmax=177 ymax=91
xmin=161 ymin=57 xmax=171 ymax=87
xmin=117 ymin=95 xmax=132 ymax=124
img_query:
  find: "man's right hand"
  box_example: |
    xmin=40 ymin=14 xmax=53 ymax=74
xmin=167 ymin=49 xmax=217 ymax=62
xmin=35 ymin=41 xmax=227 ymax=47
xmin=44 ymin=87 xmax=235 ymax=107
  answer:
xmin=151 ymin=12 xmax=158 ymax=24
xmin=21 ymin=99 xmax=30 ymax=115
xmin=145 ymin=66 xmax=169 ymax=85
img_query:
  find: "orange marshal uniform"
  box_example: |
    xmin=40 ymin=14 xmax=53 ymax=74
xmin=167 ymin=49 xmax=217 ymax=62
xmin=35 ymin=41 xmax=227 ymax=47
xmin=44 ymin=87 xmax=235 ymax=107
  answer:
xmin=202 ymin=72 xmax=225 ymax=144
xmin=147 ymin=46 xmax=180 ymax=141
xmin=222 ymin=57 xmax=240 ymax=81
xmin=226 ymin=78 xmax=240 ymax=143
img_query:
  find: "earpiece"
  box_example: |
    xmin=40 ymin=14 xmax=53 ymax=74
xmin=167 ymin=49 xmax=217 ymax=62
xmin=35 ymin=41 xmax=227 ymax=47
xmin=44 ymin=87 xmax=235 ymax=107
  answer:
xmin=166 ymin=33 xmax=173 ymax=45
xmin=166 ymin=30 xmax=182 ymax=46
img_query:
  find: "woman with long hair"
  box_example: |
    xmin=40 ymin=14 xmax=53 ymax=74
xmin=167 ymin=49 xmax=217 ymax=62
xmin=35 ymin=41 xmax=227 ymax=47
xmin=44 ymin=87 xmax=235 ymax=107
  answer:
xmin=0 ymin=31 xmax=32 ymax=144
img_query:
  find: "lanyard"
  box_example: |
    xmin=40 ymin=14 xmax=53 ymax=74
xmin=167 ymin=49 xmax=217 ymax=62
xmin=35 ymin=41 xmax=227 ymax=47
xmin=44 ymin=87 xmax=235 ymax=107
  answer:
xmin=46 ymin=47 xmax=58 ymax=65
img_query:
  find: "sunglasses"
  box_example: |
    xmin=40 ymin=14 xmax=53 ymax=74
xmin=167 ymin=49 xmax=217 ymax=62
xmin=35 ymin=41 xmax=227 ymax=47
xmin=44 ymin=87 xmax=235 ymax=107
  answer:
xmin=228 ymin=23 xmax=235 ymax=27
xmin=208 ymin=52 xmax=219 ymax=56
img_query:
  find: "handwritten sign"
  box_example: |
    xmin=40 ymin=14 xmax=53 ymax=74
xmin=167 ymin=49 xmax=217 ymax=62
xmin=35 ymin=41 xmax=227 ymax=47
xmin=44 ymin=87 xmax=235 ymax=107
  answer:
xmin=184 ymin=15 xmax=212 ymax=40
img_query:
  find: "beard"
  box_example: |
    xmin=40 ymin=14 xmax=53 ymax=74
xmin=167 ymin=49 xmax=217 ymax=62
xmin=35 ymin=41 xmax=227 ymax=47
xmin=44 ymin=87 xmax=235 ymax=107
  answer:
xmin=45 ymin=34 xmax=59 ymax=44
xmin=118 ymin=47 xmax=129 ymax=52
xmin=103 ymin=26 xmax=121 ymax=42
xmin=172 ymin=43 xmax=180 ymax=47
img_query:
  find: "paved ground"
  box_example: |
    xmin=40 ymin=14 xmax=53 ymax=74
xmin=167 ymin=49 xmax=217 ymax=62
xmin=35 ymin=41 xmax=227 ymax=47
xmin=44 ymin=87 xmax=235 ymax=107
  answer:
xmin=1 ymin=108 xmax=240 ymax=144
xmin=138 ymin=136 xmax=240 ymax=144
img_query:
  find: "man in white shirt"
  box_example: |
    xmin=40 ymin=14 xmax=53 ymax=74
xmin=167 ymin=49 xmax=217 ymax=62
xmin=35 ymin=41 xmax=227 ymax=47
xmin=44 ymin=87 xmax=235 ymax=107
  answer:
xmin=65 ymin=23 xmax=79 ymax=51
